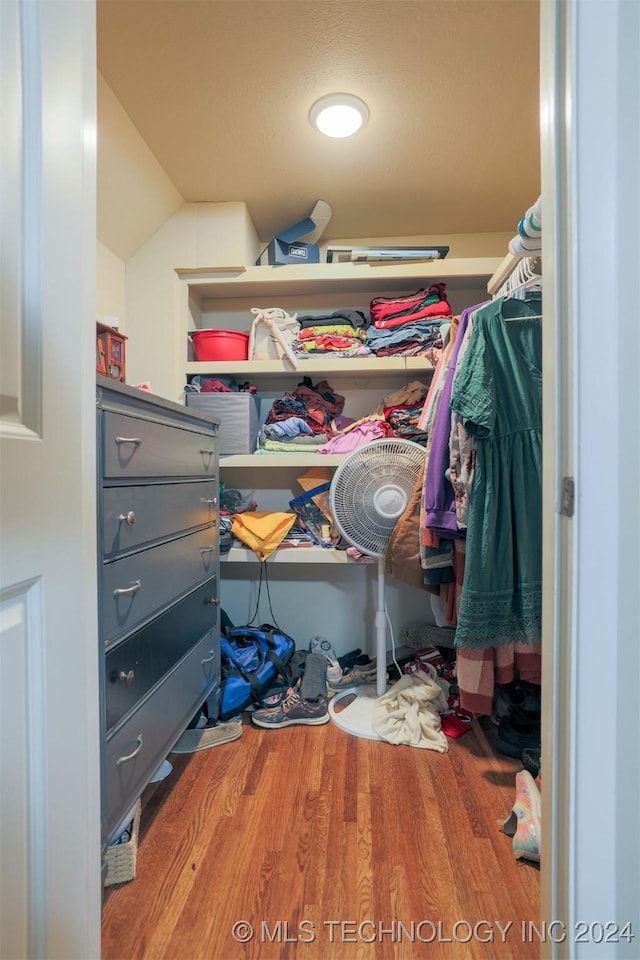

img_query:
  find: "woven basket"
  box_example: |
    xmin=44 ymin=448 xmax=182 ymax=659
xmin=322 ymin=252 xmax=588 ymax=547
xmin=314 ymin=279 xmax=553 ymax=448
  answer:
xmin=104 ymin=799 xmax=141 ymax=887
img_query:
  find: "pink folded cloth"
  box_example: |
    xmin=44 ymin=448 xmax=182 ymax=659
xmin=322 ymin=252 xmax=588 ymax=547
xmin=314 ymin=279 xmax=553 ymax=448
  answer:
xmin=317 ymin=421 xmax=389 ymax=455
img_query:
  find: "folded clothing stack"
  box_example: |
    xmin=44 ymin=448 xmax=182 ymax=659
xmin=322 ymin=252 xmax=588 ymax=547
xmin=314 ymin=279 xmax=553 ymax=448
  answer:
xmin=366 ymin=284 xmax=451 ymax=358
xmin=293 ymin=310 xmax=371 ymax=358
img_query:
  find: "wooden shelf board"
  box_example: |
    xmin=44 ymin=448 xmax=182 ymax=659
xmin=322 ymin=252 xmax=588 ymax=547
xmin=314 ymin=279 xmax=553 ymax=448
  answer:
xmin=220 ymin=453 xmax=345 ymax=468
xmin=220 ymin=546 xmax=372 ymax=564
xmin=186 ymin=357 xmax=433 ymax=378
xmin=179 ymin=258 xmax=501 ymax=302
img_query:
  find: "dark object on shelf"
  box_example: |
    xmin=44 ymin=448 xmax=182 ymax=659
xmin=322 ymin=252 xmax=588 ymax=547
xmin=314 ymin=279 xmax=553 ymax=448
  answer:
xmin=256 ymin=200 xmax=332 ymax=266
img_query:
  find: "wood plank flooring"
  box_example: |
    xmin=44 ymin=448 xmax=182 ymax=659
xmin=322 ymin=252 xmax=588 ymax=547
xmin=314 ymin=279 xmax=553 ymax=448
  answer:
xmin=102 ymin=716 xmax=540 ymax=960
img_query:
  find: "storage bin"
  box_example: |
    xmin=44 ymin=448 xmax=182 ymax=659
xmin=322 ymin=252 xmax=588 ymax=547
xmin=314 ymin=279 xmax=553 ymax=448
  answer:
xmin=186 ymin=392 xmax=260 ymax=455
xmin=104 ymin=799 xmax=141 ymax=887
xmin=190 ymin=329 xmax=250 ymax=361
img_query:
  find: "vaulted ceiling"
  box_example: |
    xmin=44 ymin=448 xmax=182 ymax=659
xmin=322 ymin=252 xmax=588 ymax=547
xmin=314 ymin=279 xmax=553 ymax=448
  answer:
xmin=97 ymin=0 xmax=540 ymax=244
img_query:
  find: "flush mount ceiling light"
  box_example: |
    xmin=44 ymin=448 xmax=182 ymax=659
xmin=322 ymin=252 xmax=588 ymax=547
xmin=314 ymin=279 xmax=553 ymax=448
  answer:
xmin=309 ymin=93 xmax=370 ymax=139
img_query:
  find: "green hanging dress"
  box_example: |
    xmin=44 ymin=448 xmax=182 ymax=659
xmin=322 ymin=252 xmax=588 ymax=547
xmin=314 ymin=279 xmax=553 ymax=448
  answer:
xmin=449 ymin=297 xmax=542 ymax=648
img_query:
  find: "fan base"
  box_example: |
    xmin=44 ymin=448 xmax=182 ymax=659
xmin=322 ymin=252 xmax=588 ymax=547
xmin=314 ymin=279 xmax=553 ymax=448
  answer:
xmin=328 ymin=685 xmax=386 ymax=740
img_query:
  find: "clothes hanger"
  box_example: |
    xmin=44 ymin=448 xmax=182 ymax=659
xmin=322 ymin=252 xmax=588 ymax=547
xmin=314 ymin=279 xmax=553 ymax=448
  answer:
xmin=497 ymin=255 xmax=542 ymax=306
xmin=500 ymin=260 xmax=543 ymax=320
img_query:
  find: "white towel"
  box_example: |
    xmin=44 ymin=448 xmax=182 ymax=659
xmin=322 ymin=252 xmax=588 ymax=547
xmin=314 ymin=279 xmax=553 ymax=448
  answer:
xmin=372 ymin=673 xmax=449 ymax=752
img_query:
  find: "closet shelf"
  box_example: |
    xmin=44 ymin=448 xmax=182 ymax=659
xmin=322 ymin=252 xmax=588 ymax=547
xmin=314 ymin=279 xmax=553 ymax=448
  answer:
xmin=220 ymin=453 xmax=345 ymax=468
xmin=186 ymin=357 xmax=432 ymax=379
xmin=220 ymin=546 xmax=372 ymax=564
xmin=180 ymin=258 xmax=501 ymax=302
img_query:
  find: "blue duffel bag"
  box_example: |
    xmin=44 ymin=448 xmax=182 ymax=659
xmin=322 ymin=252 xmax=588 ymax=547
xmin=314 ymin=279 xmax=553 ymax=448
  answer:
xmin=219 ymin=622 xmax=296 ymax=721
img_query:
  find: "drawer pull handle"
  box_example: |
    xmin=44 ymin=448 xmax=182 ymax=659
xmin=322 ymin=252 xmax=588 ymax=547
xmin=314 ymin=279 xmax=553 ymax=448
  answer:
xmin=205 ymin=597 xmax=220 ymax=606
xmin=116 ymin=735 xmax=143 ymax=766
xmin=201 ymin=650 xmax=216 ymax=665
xmin=200 ymin=448 xmax=215 ymax=456
xmin=200 ymin=545 xmax=215 ymax=554
xmin=115 ymin=436 xmax=141 ymax=446
xmin=119 ymin=670 xmax=135 ymax=685
xmin=113 ymin=580 xmax=141 ymax=597
xmin=118 ymin=511 xmax=136 ymax=526
xmin=203 ymin=498 xmax=217 ymax=505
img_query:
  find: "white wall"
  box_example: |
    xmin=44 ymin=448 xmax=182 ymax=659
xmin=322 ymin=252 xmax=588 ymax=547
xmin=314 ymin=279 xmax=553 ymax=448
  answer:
xmin=96 ymin=74 xmax=185 ymax=344
xmin=96 ymin=240 xmax=126 ymax=330
xmin=97 ymin=73 xmax=183 ymax=262
xmin=125 ymin=202 xmax=260 ymax=398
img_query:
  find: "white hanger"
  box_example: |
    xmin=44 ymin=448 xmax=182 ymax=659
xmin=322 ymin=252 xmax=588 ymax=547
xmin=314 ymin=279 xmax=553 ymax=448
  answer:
xmin=496 ymin=256 xmax=542 ymax=302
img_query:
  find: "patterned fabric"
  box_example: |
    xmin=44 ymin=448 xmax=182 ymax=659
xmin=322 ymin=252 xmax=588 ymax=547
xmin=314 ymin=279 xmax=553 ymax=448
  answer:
xmin=456 ymin=643 xmax=542 ymax=718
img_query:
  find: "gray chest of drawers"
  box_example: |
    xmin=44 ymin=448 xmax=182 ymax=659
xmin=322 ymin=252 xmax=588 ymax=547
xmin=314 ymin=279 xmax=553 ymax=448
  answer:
xmin=97 ymin=378 xmax=221 ymax=845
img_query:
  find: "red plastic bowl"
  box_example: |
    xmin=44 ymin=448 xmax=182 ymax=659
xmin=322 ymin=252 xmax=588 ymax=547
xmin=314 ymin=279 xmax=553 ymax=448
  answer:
xmin=190 ymin=329 xmax=250 ymax=361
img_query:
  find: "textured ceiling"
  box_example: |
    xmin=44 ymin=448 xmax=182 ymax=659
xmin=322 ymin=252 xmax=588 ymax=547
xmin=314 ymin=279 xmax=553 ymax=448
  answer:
xmin=97 ymin=0 xmax=540 ymax=243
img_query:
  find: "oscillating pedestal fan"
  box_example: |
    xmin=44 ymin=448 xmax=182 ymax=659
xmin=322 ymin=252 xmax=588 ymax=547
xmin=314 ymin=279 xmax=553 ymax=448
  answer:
xmin=328 ymin=438 xmax=426 ymax=739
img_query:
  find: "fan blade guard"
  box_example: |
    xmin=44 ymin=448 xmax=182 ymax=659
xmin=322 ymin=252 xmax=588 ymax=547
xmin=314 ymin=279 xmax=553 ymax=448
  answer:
xmin=329 ymin=439 xmax=425 ymax=557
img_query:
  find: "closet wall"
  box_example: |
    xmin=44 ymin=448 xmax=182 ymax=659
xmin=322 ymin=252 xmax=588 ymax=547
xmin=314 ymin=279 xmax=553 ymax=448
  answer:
xmin=95 ymin=76 xmax=515 ymax=655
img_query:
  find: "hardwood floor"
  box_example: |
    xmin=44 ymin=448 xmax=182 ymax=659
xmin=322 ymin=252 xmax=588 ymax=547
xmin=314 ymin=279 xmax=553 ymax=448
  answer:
xmin=102 ymin=716 xmax=540 ymax=960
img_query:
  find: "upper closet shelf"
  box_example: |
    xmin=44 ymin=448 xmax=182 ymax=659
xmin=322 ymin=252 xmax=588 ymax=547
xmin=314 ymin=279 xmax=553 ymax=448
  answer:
xmin=179 ymin=258 xmax=502 ymax=302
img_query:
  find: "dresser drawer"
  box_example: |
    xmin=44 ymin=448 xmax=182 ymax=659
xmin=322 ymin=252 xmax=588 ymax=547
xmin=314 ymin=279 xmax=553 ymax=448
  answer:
xmin=103 ymin=411 xmax=217 ymax=479
xmin=102 ymin=480 xmax=216 ymax=559
xmin=104 ymin=628 xmax=219 ymax=842
xmin=104 ymin=578 xmax=219 ymax=729
xmin=101 ymin=527 xmax=218 ymax=645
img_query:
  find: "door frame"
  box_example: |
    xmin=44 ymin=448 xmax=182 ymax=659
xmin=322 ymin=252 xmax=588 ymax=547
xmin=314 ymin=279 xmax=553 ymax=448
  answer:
xmin=540 ymin=1 xmax=640 ymax=954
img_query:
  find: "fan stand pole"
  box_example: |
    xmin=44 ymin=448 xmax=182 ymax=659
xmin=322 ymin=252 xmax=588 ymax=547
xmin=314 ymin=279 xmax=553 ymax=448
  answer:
xmin=375 ymin=556 xmax=387 ymax=696
xmin=327 ymin=556 xmax=388 ymax=741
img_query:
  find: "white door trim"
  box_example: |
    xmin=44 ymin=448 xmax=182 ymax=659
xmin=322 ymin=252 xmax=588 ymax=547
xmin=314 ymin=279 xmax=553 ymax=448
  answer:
xmin=541 ymin=1 xmax=640 ymax=955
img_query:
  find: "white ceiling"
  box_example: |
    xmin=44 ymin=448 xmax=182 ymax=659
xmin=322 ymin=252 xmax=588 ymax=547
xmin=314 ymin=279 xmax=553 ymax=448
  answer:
xmin=97 ymin=0 xmax=540 ymax=244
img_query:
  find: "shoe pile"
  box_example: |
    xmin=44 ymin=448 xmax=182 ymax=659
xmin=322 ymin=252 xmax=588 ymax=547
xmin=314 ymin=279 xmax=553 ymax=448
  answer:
xmin=494 ymin=680 xmax=541 ymax=762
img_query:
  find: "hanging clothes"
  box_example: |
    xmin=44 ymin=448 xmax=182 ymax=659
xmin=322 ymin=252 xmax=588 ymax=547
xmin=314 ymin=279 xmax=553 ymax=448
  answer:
xmin=423 ymin=303 xmax=488 ymax=539
xmin=448 ymin=314 xmax=478 ymax=531
xmin=449 ymin=297 xmax=543 ymax=651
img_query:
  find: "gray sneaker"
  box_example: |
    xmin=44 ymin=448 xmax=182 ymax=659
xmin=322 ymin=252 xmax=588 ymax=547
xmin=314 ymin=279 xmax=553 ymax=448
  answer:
xmin=327 ymin=661 xmax=384 ymax=690
xmin=251 ymin=684 xmax=329 ymax=729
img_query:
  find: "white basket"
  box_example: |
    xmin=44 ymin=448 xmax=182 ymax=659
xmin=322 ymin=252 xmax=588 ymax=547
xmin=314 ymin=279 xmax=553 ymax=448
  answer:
xmin=104 ymin=799 xmax=141 ymax=887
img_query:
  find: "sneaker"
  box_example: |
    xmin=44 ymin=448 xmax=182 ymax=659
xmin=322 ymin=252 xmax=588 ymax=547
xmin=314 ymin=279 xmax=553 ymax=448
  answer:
xmin=251 ymin=684 xmax=329 ymax=729
xmin=328 ymin=661 xmax=384 ymax=690
xmin=309 ymin=636 xmax=342 ymax=684
xmin=509 ymin=770 xmax=542 ymax=864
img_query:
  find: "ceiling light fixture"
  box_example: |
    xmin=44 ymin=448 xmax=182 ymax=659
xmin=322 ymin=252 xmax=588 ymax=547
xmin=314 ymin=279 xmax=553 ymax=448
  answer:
xmin=309 ymin=93 xmax=370 ymax=139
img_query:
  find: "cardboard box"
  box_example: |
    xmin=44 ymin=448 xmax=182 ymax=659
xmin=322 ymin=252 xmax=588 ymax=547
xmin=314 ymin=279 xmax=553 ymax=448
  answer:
xmin=256 ymin=200 xmax=332 ymax=266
